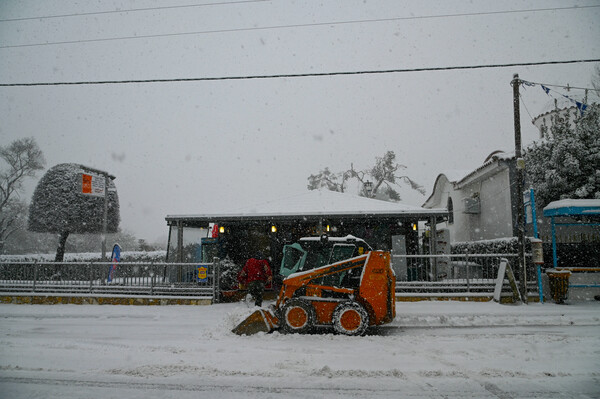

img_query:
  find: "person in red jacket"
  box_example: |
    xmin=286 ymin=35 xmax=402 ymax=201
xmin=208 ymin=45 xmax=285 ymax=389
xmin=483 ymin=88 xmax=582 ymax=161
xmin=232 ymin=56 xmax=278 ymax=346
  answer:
xmin=238 ymin=255 xmax=272 ymax=307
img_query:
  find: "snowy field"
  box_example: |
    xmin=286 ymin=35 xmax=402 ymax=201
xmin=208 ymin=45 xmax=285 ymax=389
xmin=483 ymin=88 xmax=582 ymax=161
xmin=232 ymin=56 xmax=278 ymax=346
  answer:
xmin=1 ymin=300 xmax=599 ymax=399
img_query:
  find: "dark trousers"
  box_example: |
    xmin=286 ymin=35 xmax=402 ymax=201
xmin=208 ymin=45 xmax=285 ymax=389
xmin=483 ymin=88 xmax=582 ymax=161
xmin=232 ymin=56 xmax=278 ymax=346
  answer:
xmin=248 ymin=281 xmax=265 ymax=306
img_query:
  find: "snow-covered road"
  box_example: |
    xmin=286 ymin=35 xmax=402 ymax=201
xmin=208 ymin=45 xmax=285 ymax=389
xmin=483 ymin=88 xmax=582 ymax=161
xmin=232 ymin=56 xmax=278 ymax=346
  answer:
xmin=1 ymin=300 xmax=599 ymax=398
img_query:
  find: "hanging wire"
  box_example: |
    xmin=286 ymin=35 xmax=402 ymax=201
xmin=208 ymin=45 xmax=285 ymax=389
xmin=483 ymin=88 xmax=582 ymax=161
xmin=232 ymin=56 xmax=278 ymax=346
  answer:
xmin=519 ymin=93 xmax=536 ymax=124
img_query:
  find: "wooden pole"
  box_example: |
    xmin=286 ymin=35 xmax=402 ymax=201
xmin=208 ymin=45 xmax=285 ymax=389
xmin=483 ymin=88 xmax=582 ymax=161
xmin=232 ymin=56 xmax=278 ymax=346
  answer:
xmin=102 ymin=175 xmax=108 ymax=261
xmin=512 ymin=73 xmax=527 ymax=303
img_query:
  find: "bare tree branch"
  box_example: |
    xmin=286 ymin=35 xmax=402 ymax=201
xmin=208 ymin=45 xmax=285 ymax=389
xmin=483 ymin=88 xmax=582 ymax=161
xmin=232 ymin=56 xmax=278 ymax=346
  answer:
xmin=0 ymin=138 xmax=45 ymax=252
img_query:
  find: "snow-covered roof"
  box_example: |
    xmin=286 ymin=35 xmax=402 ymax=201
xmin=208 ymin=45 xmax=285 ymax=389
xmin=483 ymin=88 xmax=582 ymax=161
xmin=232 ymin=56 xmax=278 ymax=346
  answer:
xmin=455 ymin=150 xmax=515 ymax=187
xmin=439 ymin=170 xmax=473 ymax=184
xmin=543 ymin=199 xmax=600 ymax=217
xmin=166 ymin=189 xmax=445 ymax=223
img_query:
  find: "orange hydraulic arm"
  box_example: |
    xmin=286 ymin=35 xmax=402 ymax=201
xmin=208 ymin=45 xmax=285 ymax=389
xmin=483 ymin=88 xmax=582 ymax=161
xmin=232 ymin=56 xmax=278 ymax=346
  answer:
xmin=275 ymin=254 xmax=368 ymax=307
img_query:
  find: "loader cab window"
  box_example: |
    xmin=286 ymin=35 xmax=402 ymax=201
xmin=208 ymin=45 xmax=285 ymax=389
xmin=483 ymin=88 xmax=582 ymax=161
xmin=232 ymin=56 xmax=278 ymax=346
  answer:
xmin=313 ymin=261 xmax=364 ymax=290
xmin=280 ymin=243 xmax=307 ymax=277
xmin=303 ymin=242 xmax=333 ymax=270
xmin=328 ymin=244 xmax=355 ymax=264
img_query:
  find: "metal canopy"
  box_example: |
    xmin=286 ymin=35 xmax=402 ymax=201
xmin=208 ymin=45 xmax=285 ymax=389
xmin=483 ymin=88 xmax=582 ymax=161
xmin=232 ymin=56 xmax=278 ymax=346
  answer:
xmin=543 ymin=199 xmax=600 ymax=218
xmin=543 ymin=199 xmax=600 ymax=268
xmin=166 ymin=189 xmax=447 ymax=226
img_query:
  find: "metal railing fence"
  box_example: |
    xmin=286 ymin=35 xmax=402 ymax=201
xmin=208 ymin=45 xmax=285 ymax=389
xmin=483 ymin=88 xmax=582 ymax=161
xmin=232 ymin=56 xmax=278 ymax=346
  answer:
xmin=393 ymin=253 xmax=537 ymax=296
xmin=0 ymin=259 xmax=221 ymax=302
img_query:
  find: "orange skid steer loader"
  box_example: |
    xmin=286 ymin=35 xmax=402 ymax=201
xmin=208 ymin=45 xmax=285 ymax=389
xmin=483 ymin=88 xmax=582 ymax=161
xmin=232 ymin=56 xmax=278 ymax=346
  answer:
xmin=232 ymin=250 xmax=396 ymax=336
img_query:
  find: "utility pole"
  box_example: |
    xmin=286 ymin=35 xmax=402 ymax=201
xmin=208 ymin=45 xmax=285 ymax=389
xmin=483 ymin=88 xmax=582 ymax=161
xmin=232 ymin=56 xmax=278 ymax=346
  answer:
xmin=102 ymin=174 xmax=109 ymax=261
xmin=512 ymin=73 xmax=528 ymax=303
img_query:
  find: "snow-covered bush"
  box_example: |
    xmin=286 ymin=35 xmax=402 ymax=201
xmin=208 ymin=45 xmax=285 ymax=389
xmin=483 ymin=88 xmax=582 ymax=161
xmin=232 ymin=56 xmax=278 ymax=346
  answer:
xmin=451 ymin=237 xmax=532 ymax=255
xmin=219 ymin=256 xmax=241 ymax=291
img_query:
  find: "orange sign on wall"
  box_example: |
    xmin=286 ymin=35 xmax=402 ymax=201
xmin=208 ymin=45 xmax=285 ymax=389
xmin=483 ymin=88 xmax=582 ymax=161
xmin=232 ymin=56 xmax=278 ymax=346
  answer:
xmin=80 ymin=172 xmax=105 ymax=197
xmin=82 ymin=174 xmax=93 ymax=194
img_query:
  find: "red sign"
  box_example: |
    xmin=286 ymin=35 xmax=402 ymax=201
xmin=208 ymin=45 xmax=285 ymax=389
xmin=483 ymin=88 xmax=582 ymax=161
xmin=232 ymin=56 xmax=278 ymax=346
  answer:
xmin=80 ymin=173 xmax=105 ymax=197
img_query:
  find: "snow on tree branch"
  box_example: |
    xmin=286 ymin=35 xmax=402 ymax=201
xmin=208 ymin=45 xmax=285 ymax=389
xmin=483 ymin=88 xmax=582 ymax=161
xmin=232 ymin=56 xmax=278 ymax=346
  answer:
xmin=525 ymin=104 xmax=600 ymax=208
xmin=307 ymin=151 xmax=424 ymax=202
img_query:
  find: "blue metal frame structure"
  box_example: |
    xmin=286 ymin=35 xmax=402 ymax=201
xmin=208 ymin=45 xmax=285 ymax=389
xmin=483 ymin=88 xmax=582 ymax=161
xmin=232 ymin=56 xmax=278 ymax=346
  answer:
xmin=524 ymin=188 xmax=544 ymax=302
xmin=542 ymin=200 xmax=600 ymax=269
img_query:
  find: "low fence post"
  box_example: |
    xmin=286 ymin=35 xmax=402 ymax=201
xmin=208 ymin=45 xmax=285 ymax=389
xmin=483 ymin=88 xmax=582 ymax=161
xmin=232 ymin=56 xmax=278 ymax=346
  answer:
xmin=465 ymin=253 xmax=470 ymax=293
xmin=89 ymin=262 xmax=93 ymax=293
xmin=150 ymin=262 xmax=155 ymax=296
xmin=33 ymin=260 xmax=38 ymax=293
xmin=213 ymin=257 xmax=220 ymax=304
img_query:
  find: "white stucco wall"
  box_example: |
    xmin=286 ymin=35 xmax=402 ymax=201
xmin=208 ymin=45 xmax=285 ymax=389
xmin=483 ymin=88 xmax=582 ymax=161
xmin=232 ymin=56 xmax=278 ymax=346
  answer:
xmin=469 ymin=169 xmax=514 ymax=240
xmin=425 ymin=162 xmax=515 ymax=244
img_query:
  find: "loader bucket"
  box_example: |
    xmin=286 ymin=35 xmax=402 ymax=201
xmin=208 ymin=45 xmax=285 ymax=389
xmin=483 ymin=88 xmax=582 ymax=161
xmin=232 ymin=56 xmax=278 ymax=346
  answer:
xmin=232 ymin=309 xmax=279 ymax=335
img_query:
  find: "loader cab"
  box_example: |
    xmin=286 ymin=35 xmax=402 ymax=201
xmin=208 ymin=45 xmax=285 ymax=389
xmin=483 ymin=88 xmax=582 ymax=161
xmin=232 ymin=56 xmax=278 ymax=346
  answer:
xmin=279 ymin=235 xmax=372 ymax=278
xmin=199 ymin=237 xmax=227 ymax=263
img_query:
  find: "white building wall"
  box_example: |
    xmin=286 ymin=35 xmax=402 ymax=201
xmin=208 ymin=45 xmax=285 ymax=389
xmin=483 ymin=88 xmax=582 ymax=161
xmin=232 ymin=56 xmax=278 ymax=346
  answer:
xmin=428 ymin=176 xmax=470 ymax=243
xmin=474 ymin=170 xmax=514 ymax=240
xmin=426 ymin=165 xmax=515 ymax=244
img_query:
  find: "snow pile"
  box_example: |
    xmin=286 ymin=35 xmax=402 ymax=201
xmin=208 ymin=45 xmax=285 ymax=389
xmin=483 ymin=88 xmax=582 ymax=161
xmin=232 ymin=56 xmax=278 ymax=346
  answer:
xmin=0 ymin=301 xmax=599 ymax=398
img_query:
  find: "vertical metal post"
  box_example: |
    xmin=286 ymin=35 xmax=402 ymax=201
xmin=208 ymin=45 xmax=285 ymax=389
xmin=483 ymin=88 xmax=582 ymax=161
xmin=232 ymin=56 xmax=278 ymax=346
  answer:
xmin=102 ymin=175 xmax=109 ymax=261
xmin=151 ymin=263 xmax=155 ymax=295
xmin=176 ymin=222 xmax=183 ymax=262
xmin=176 ymin=222 xmax=183 ymax=283
xmin=536 ymin=264 xmax=544 ymax=303
xmin=149 ymin=262 xmax=154 ymax=288
xmin=465 ymin=253 xmax=470 ymax=292
xmin=551 ymin=216 xmax=558 ymax=268
xmin=430 ymin=216 xmax=438 ymax=281
xmin=512 ymin=73 xmax=528 ymax=303
xmin=213 ymin=257 xmax=220 ymax=304
xmin=89 ymin=262 xmax=93 ymax=293
xmin=530 ymin=188 xmax=538 ymax=239
xmin=33 ymin=260 xmax=38 ymax=293
xmin=530 ymin=188 xmax=544 ymax=303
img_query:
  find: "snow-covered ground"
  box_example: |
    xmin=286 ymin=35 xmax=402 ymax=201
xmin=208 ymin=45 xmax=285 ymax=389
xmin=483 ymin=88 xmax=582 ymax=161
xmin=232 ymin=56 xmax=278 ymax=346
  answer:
xmin=1 ymin=300 xmax=599 ymax=398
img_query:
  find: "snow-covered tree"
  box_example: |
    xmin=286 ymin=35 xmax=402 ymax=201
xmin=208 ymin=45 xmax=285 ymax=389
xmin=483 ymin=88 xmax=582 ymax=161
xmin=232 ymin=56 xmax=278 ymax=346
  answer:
xmin=307 ymin=151 xmax=424 ymax=201
xmin=0 ymin=137 xmax=45 ymax=253
xmin=525 ymin=104 xmax=600 ymax=208
xmin=28 ymin=163 xmax=120 ymax=261
xmin=219 ymin=256 xmax=242 ymax=291
xmin=307 ymin=167 xmax=351 ymax=193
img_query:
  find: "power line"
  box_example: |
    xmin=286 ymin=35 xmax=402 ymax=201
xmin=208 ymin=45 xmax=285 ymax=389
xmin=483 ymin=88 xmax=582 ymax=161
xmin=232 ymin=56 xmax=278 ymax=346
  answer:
xmin=1 ymin=4 xmax=598 ymax=49
xmin=2 ymin=58 xmax=599 ymax=87
xmin=0 ymin=0 xmax=269 ymax=23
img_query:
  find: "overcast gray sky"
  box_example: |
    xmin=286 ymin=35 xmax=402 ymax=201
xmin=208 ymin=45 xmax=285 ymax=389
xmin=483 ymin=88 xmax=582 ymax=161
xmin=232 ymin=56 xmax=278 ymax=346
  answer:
xmin=1 ymin=0 xmax=599 ymax=244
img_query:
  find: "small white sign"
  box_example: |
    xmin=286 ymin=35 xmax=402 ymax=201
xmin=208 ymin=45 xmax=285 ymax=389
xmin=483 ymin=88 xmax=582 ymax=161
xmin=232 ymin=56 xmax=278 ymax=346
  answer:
xmin=80 ymin=172 xmax=105 ymax=197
